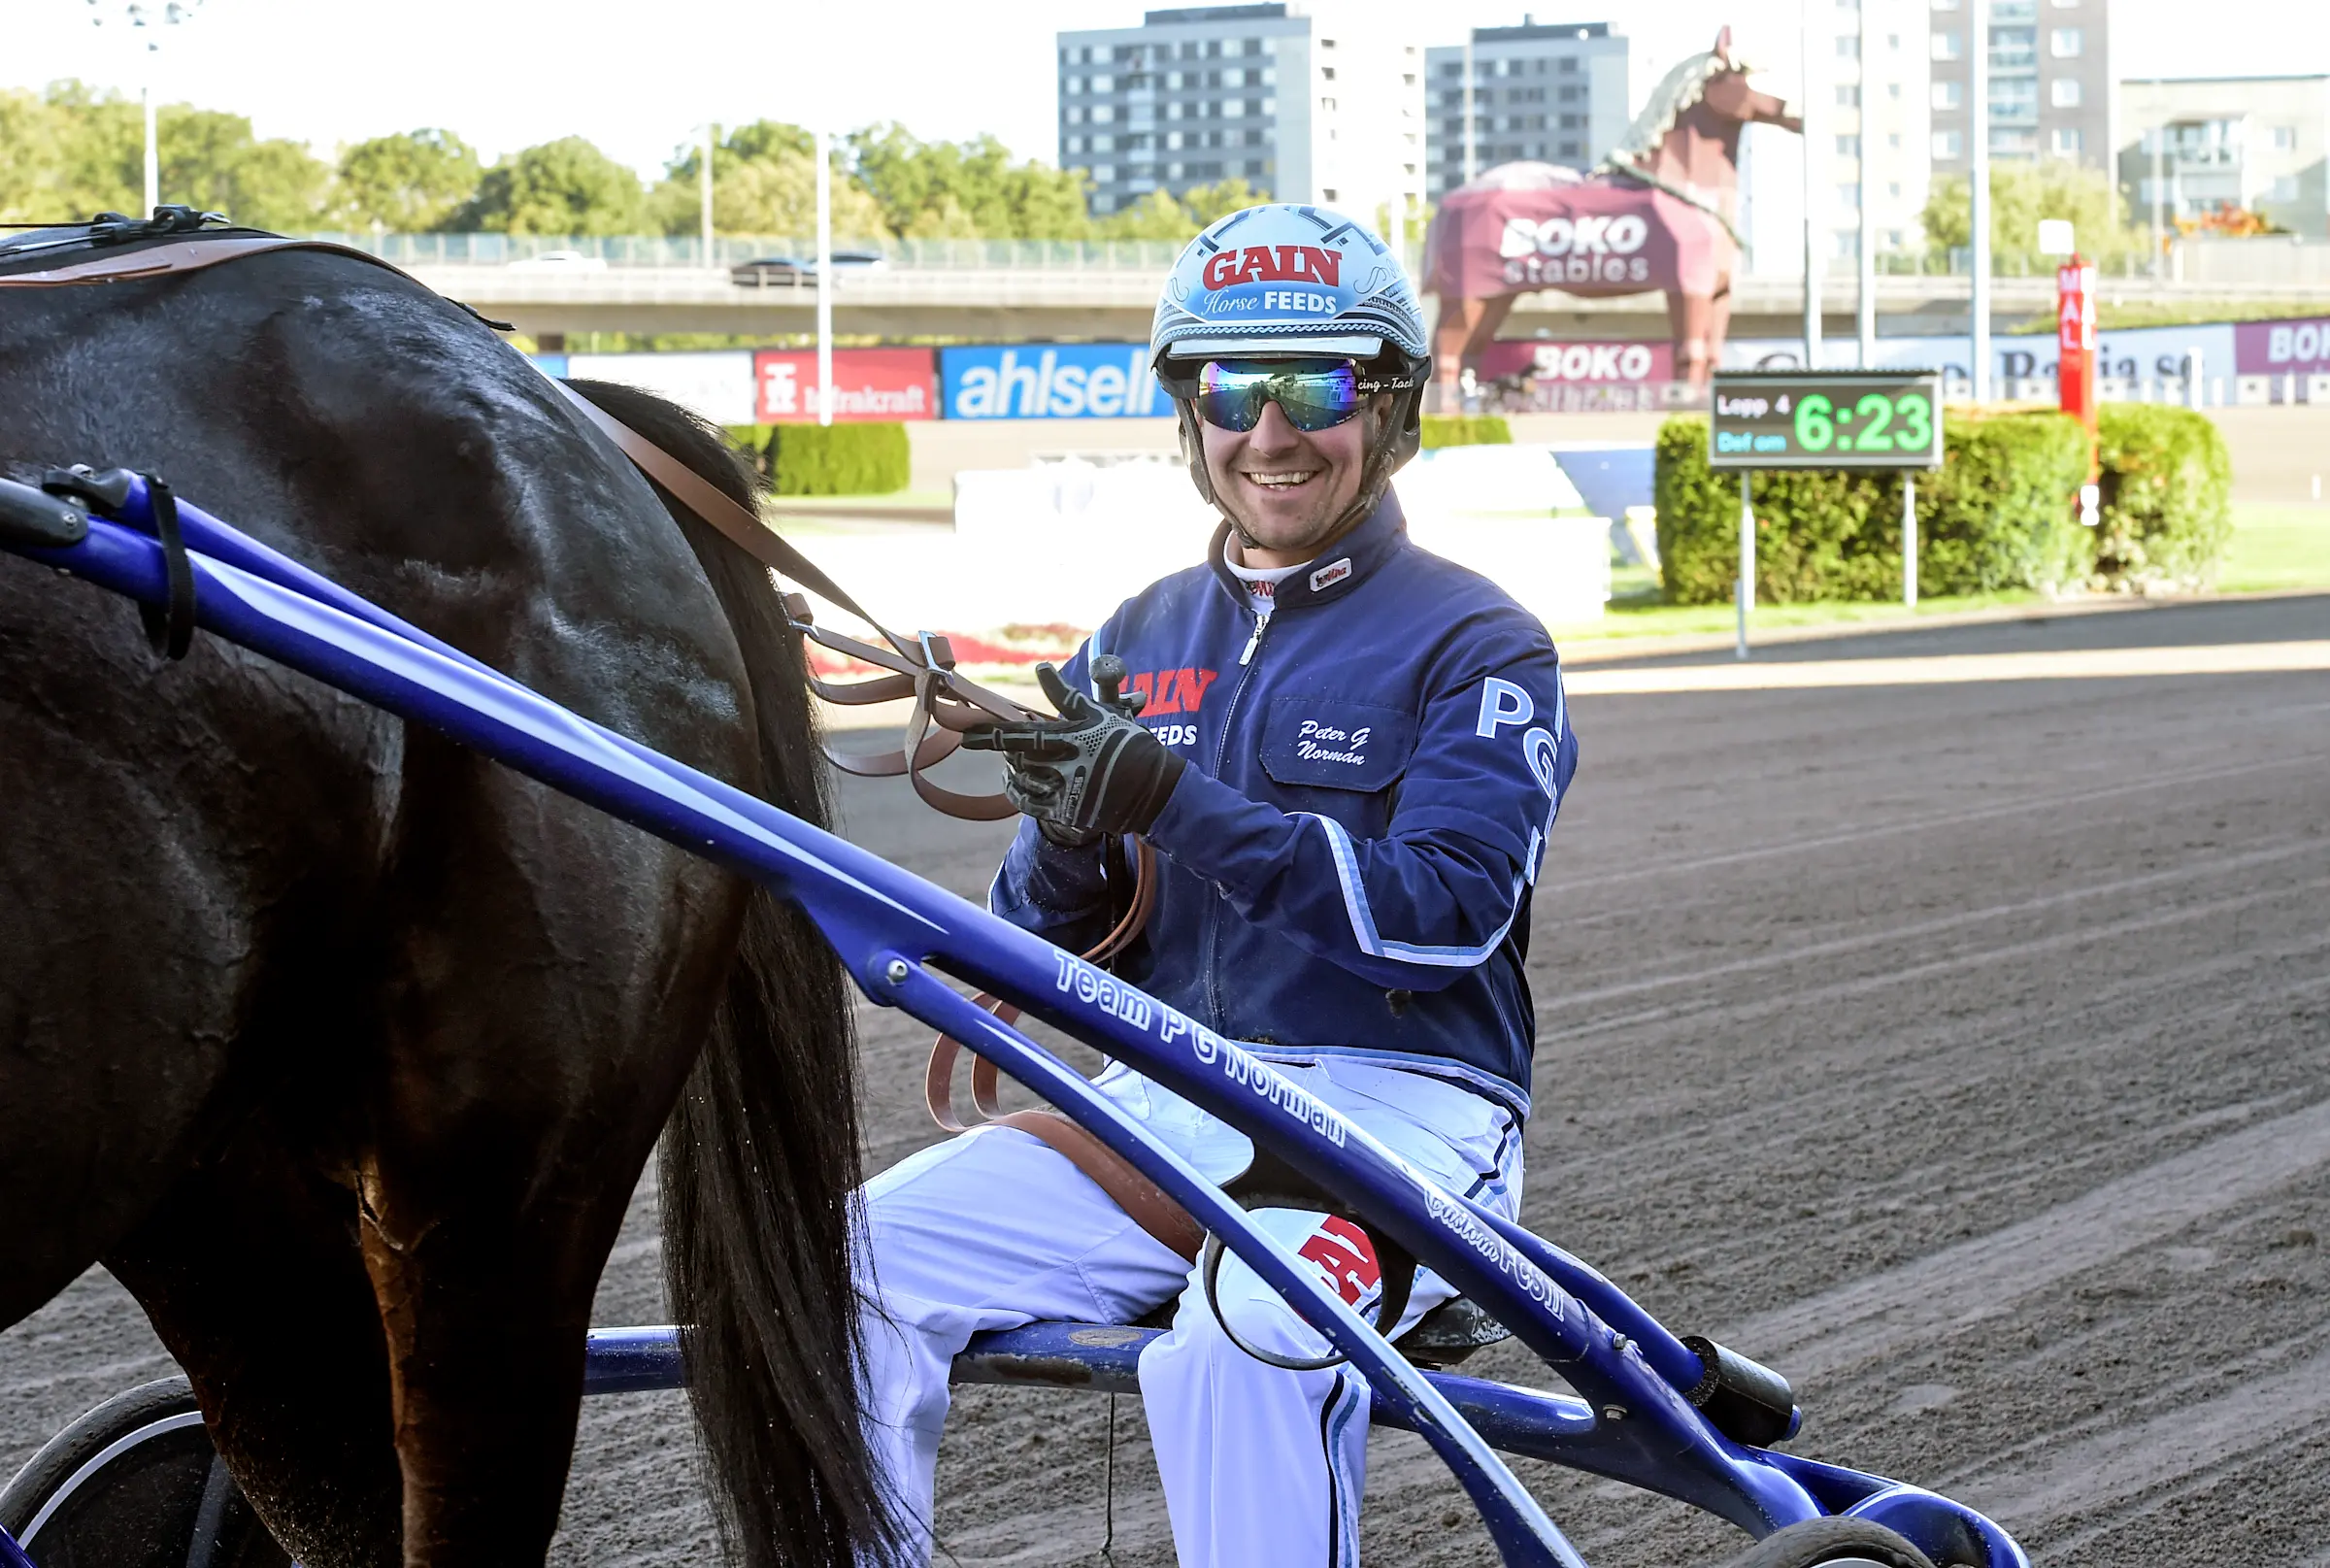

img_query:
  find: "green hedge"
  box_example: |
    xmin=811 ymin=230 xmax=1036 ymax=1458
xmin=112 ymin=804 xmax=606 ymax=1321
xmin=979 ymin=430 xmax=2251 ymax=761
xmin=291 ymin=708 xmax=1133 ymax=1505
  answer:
xmin=2091 ymin=404 xmax=2233 ymax=592
xmin=1420 ymin=414 xmax=1513 ymax=450
xmin=722 ymin=422 xmax=910 ymax=496
xmin=1654 ymin=409 xmax=2090 ymax=605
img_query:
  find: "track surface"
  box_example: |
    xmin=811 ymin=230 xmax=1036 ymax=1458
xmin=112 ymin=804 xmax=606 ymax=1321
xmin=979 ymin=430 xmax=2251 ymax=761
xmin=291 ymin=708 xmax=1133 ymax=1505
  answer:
xmin=5 ymin=594 xmax=2326 ymax=1566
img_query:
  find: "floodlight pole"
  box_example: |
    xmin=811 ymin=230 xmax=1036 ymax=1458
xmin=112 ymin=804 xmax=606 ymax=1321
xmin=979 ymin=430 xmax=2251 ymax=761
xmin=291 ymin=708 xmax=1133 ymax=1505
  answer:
xmin=1462 ymin=33 xmax=1478 ymax=185
xmin=143 ymin=83 xmax=159 ymax=214
xmin=1737 ymin=470 xmax=1755 ymax=660
xmin=1800 ymin=0 xmax=1823 ymax=369
xmin=700 ymin=123 xmax=716 ymax=270
xmin=816 ymin=125 xmax=834 ymax=428
xmin=1970 ymin=0 xmax=1991 ymax=400
xmin=1857 ymin=0 xmax=1877 ymax=368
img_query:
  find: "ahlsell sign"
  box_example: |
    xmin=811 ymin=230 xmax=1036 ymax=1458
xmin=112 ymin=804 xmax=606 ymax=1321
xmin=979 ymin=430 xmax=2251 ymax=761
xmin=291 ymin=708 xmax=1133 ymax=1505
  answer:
xmin=754 ymin=349 xmax=936 ymax=423
xmin=940 ymin=344 xmax=1167 ymax=419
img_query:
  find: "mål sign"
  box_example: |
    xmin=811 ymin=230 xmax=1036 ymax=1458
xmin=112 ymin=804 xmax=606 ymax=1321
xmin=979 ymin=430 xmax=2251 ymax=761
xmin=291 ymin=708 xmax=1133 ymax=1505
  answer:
xmin=1708 ymin=370 xmax=1944 ymax=471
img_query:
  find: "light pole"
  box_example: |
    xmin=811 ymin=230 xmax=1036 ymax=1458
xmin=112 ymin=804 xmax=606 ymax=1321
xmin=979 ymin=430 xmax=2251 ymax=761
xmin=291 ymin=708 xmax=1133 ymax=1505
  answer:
xmin=1856 ymin=0 xmax=1877 ymax=367
xmin=87 ymin=0 xmax=204 ymax=217
xmin=700 ymin=123 xmax=717 ymax=270
xmin=815 ymin=125 xmax=834 ymax=428
xmin=1969 ymin=0 xmax=1991 ymax=400
xmin=1462 ymin=32 xmax=1477 ymax=185
xmin=1801 ymin=0 xmax=1824 ymax=369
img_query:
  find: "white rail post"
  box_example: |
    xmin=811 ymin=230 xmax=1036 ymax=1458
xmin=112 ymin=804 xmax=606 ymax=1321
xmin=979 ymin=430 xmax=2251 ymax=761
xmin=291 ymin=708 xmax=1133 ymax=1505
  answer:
xmin=700 ymin=123 xmax=716 ymax=271
xmin=1801 ymin=0 xmax=1824 ymax=369
xmin=1904 ymin=472 xmax=1918 ymax=609
xmin=1738 ymin=470 xmax=1755 ymax=660
xmin=1858 ymin=0 xmax=1877 ymax=368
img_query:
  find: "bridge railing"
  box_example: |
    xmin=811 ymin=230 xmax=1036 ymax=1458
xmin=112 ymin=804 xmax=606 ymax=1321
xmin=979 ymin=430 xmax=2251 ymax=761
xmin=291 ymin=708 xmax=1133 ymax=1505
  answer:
xmin=305 ymin=233 xmax=1192 ymax=271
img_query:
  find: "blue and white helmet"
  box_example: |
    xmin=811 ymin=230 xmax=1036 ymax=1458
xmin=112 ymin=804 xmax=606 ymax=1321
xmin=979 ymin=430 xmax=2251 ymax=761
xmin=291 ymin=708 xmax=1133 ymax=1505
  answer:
xmin=1150 ymin=203 xmax=1430 ymax=376
xmin=1152 ymin=204 xmax=1432 ymax=512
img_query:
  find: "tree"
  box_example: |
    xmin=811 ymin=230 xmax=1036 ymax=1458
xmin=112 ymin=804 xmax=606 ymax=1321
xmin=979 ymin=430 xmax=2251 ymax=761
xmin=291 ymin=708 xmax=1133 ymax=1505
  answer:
xmin=153 ymin=107 xmax=333 ymax=229
xmin=1097 ymin=188 xmax=1197 ymax=241
xmin=1180 ymin=177 xmax=1264 ymax=226
xmin=1922 ymin=160 xmax=2138 ymax=273
xmin=451 ymin=136 xmax=645 ymax=236
xmin=849 ymin=122 xmax=1092 ymax=240
xmin=646 ymin=121 xmax=887 ymax=239
xmin=0 ymin=83 xmax=332 ymax=229
xmin=336 ymin=129 xmax=481 ymax=231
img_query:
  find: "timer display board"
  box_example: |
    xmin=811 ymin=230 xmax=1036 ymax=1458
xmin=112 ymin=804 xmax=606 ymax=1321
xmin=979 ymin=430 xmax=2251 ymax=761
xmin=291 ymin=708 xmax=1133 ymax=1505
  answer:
xmin=1708 ymin=370 xmax=1944 ymax=471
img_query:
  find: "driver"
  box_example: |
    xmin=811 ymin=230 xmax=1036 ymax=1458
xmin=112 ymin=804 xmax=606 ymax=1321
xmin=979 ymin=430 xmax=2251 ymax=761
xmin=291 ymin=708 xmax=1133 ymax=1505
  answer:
xmin=853 ymin=204 xmax=1577 ymax=1566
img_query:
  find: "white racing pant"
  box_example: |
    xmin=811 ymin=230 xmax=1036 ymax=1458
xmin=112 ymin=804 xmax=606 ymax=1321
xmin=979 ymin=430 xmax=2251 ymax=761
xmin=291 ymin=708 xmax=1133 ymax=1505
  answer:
xmin=855 ymin=1056 xmax=1524 ymax=1567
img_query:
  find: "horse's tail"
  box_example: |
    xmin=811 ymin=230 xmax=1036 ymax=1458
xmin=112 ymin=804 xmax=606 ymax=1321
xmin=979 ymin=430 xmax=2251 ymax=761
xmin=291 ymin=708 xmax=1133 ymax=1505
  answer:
xmin=561 ymin=380 xmax=895 ymax=1568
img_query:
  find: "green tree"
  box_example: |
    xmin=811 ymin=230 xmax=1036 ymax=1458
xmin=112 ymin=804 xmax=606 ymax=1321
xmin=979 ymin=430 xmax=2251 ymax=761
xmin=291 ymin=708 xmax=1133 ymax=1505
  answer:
xmin=335 ymin=129 xmax=481 ymax=230
xmin=452 ymin=136 xmax=645 ymax=236
xmin=1097 ymin=187 xmax=1197 ymax=240
xmin=849 ymin=122 xmax=1092 ymax=240
xmin=0 ymin=83 xmax=330 ymax=228
xmin=1922 ymin=160 xmax=2139 ymax=273
xmin=646 ymin=121 xmax=887 ymax=239
xmin=1180 ymin=177 xmax=1264 ymax=225
xmin=152 ymin=107 xmax=334 ymax=229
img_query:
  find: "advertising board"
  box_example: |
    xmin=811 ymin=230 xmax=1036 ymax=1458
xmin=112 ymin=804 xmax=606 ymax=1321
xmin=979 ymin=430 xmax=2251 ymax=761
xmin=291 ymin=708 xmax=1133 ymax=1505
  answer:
xmin=1709 ymin=371 xmax=1944 ymax=471
xmin=565 ymin=350 xmax=755 ymax=427
xmin=2236 ymin=317 xmax=2330 ymax=377
xmin=754 ymin=349 xmax=936 ymax=423
xmin=1480 ymin=340 xmax=1675 ymax=384
xmin=940 ymin=344 xmax=1167 ymax=420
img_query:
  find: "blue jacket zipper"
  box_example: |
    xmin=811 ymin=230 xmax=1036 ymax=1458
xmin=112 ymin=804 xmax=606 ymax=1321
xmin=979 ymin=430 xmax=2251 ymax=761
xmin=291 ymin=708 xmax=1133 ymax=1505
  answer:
xmin=1201 ymin=607 xmax=1272 ymax=1028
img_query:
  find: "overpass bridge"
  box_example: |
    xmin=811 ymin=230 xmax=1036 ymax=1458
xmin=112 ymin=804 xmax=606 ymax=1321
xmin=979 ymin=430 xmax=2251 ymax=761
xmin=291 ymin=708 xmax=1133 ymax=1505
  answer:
xmin=381 ymin=240 xmax=2326 ymax=347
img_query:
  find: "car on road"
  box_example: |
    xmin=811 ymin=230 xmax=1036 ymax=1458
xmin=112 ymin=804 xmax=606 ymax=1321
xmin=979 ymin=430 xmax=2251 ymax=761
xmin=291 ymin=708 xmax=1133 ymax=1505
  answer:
xmin=505 ymin=249 xmax=609 ymax=273
xmin=729 ymin=250 xmax=889 ymax=287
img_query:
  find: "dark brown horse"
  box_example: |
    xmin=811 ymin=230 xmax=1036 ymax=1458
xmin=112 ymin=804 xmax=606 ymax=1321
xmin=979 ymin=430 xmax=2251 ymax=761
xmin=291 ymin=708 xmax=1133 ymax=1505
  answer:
xmin=0 ymin=247 xmax=887 ymax=1566
xmin=1424 ymin=28 xmax=1801 ymax=396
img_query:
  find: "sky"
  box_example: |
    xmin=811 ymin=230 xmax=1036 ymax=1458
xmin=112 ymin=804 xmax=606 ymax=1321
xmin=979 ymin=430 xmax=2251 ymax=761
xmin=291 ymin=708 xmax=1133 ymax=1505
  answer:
xmin=11 ymin=0 xmax=2330 ymax=180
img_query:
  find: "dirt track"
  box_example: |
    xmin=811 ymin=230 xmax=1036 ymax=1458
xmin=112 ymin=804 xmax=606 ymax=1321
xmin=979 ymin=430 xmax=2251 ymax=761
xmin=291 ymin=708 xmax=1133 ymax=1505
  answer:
xmin=6 ymin=594 xmax=2326 ymax=1566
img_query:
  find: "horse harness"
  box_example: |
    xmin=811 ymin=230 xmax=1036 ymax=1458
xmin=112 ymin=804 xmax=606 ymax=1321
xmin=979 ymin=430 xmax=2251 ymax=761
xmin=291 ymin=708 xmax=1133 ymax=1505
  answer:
xmin=1 ymin=210 xmax=1201 ymax=1256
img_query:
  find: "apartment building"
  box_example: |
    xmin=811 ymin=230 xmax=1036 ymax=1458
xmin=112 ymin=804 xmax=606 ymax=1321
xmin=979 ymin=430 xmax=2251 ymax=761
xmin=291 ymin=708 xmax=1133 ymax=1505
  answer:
xmin=1056 ymin=3 xmax=1425 ymax=229
xmin=2118 ymin=77 xmax=2330 ymax=237
xmin=1831 ymin=0 xmax=1938 ymax=260
xmin=1420 ymin=20 xmax=1630 ymax=200
xmin=1929 ymin=0 xmax=2114 ymax=175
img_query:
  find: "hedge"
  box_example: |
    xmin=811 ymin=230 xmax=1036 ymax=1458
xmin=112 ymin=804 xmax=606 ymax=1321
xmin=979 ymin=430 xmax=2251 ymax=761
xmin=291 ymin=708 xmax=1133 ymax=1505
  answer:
xmin=1651 ymin=403 xmax=2231 ymax=604
xmin=1420 ymin=414 xmax=1513 ymax=449
xmin=2091 ymin=404 xmax=2233 ymax=592
xmin=722 ymin=422 xmax=910 ymax=496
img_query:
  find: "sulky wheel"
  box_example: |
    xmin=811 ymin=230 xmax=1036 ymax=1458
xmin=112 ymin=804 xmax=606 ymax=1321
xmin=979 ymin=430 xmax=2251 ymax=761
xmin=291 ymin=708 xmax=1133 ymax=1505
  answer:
xmin=0 ymin=1375 xmax=289 ymax=1568
xmin=1728 ymin=1517 xmax=1940 ymax=1568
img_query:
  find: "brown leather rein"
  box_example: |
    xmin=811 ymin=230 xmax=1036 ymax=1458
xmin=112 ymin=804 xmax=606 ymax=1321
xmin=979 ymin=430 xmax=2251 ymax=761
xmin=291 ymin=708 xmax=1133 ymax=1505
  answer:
xmin=4 ymin=227 xmax=1191 ymax=1252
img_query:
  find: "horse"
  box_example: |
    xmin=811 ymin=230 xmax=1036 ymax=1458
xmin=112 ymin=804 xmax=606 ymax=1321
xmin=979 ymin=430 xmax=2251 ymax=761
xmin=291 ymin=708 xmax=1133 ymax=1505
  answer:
xmin=0 ymin=240 xmax=888 ymax=1568
xmin=1423 ymin=28 xmax=1802 ymax=398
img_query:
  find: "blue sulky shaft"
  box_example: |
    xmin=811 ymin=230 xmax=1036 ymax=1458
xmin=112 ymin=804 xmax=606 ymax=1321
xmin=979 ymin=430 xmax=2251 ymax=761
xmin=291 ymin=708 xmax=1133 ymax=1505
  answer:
xmin=5 ymin=491 xmax=1601 ymax=1566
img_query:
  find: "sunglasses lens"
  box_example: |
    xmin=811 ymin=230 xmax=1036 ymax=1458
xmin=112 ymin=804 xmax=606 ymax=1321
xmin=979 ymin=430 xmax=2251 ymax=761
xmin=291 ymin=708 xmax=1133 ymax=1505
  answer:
xmin=1195 ymin=361 xmax=1362 ymax=433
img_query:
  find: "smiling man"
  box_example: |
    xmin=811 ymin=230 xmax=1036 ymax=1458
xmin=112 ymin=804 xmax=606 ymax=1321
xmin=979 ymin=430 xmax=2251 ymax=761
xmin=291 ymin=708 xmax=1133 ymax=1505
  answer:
xmin=851 ymin=206 xmax=1578 ymax=1567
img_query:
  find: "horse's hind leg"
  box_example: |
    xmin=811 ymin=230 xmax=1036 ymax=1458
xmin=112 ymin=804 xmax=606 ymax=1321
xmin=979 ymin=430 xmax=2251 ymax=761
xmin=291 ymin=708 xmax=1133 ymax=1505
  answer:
xmin=354 ymin=772 xmax=738 ymax=1565
xmin=107 ymin=1121 xmax=403 ymax=1568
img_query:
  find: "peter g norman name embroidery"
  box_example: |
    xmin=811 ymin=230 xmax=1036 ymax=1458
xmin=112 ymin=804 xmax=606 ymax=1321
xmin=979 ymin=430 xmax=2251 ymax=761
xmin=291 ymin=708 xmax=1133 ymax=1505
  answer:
xmin=1295 ymin=718 xmax=1370 ymax=768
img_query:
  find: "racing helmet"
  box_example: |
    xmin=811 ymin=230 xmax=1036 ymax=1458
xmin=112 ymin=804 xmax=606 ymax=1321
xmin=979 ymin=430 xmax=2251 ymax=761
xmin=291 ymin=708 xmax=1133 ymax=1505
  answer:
xmin=1149 ymin=204 xmax=1431 ymax=522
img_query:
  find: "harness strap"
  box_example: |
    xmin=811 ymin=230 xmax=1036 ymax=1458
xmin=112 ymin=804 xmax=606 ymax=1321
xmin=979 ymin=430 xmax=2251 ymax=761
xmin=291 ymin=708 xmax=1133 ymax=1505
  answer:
xmin=988 ymin=1110 xmax=1205 ymax=1261
xmin=139 ymin=475 xmax=197 ymax=661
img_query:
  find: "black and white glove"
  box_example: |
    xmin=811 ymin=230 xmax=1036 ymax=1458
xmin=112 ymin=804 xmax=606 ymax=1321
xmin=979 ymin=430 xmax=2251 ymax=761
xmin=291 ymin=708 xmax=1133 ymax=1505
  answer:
xmin=962 ymin=662 xmax=1186 ymax=840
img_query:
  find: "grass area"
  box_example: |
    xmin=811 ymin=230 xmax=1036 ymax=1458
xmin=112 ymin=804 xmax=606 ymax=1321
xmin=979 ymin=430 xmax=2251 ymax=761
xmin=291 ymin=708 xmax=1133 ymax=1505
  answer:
xmin=1561 ymin=502 xmax=2330 ymax=644
xmin=2220 ymin=503 xmax=2330 ymax=593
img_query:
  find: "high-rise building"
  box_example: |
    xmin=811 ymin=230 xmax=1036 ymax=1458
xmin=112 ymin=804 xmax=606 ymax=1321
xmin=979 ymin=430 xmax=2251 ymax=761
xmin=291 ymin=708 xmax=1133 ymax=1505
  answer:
xmin=1928 ymin=0 xmax=2114 ymax=178
xmin=1056 ymin=4 xmax=1425 ymax=230
xmin=1422 ymin=21 xmax=1629 ymax=201
xmin=2118 ymin=77 xmax=2330 ymax=237
xmin=1830 ymin=0 xmax=1937 ymax=263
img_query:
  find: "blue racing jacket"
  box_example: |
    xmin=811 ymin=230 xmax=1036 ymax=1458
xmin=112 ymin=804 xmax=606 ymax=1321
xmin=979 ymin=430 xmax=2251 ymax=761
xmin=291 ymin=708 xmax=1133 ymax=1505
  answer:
xmin=988 ymin=492 xmax=1578 ymax=1119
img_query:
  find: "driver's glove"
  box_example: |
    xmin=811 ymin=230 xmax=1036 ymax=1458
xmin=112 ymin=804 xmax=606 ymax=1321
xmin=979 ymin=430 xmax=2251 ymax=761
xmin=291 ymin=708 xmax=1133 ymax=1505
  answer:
xmin=961 ymin=662 xmax=1186 ymax=840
